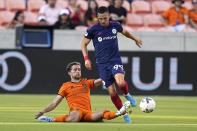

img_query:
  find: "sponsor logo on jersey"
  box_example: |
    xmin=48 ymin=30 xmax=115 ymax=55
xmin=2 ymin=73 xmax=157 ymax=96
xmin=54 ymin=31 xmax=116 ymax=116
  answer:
xmin=97 ymin=36 xmax=117 ymax=42
xmin=103 ymin=36 xmax=117 ymax=40
xmin=98 ymin=37 xmax=103 ymax=42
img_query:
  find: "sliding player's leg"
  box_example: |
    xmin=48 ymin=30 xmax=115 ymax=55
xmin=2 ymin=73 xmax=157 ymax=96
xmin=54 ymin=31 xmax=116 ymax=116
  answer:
xmin=53 ymin=115 xmax=69 ymax=122
xmin=39 ymin=108 xmax=82 ymax=122
xmin=65 ymin=111 xmax=81 ymax=122
xmin=90 ymin=110 xmax=116 ymax=121
xmin=90 ymin=101 xmax=131 ymax=121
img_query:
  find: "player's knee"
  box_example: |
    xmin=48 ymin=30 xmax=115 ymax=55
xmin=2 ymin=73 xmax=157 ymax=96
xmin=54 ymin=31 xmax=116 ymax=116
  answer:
xmin=116 ymin=80 xmax=125 ymax=87
xmin=66 ymin=111 xmax=80 ymax=122
xmin=108 ymin=88 xmax=116 ymax=95
xmin=91 ymin=111 xmax=103 ymax=121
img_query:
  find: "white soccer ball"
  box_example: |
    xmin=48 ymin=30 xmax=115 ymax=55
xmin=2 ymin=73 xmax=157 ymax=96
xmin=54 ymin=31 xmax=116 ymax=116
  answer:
xmin=140 ymin=97 xmax=156 ymax=113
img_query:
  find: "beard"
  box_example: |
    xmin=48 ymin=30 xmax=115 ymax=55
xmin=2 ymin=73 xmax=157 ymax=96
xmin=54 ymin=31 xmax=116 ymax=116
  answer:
xmin=73 ymin=75 xmax=81 ymax=80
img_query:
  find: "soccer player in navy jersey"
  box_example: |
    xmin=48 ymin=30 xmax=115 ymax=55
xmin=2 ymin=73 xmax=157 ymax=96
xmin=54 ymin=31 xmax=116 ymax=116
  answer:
xmin=81 ymin=6 xmax=142 ymax=123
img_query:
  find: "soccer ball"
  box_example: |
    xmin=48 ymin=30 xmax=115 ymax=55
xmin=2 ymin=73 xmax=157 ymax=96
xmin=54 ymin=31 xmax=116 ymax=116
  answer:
xmin=140 ymin=97 xmax=156 ymax=113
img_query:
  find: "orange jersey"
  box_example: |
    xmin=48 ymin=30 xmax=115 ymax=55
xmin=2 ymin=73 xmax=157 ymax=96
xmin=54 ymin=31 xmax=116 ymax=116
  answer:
xmin=58 ymin=78 xmax=94 ymax=111
xmin=162 ymin=7 xmax=188 ymax=26
xmin=189 ymin=10 xmax=197 ymax=24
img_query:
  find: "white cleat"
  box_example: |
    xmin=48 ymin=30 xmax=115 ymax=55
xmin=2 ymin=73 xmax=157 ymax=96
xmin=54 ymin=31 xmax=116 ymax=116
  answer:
xmin=116 ymin=101 xmax=131 ymax=116
xmin=38 ymin=116 xmax=53 ymax=122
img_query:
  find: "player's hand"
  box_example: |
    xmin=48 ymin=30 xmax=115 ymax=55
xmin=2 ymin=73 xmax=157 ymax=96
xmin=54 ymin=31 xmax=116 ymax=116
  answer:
xmin=135 ymin=39 xmax=142 ymax=48
xmin=35 ymin=111 xmax=44 ymax=119
xmin=85 ymin=59 xmax=92 ymax=70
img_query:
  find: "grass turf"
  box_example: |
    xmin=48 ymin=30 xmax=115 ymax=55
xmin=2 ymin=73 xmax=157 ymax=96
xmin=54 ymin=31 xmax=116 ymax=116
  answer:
xmin=0 ymin=94 xmax=197 ymax=131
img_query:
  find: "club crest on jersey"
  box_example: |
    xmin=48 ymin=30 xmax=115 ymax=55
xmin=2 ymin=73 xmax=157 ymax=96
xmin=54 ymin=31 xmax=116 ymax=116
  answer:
xmin=98 ymin=37 xmax=102 ymax=42
xmin=112 ymin=29 xmax=117 ymax=34
xmin=84 ymin=32 xmax=88 ymax=37
xmin=82 ymin=84 xmax=87 ymax=88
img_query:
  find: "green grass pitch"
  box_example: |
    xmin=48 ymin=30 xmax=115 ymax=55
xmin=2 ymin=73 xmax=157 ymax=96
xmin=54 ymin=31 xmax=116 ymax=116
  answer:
xmin=0 ymin=94 xmax=197 ymax=131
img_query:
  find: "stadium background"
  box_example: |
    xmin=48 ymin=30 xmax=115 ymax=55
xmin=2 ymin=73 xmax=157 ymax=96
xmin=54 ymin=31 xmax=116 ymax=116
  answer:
xmin=0 ymin=30 xmax=196 ymax=96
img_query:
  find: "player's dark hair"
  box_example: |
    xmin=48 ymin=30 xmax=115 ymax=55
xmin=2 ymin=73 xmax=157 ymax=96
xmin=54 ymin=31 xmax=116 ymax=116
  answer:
xmin=97 ymin=6 xmax=109 ymax=14
xmin=172 ymin=0 xmax=184 ymax=4
xmin=13 ymin=11 xmax=23 ymax=21
xmin=85 ymin=0 xmax=98 ymax=21
xmin=66 ymin=62 xmax=81 ymax=72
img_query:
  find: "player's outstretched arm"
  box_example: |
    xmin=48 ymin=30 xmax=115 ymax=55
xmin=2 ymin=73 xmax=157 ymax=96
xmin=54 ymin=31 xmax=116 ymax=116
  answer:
xmin=81 ymin=37 xmax=92 ymax=70
xmin=121 ymin=29 xmax=142 ymax=48
xmin=94 ymin=78 xmax=103 ymax=87
xmin=35 ymin=95 xmax=63 ymax=119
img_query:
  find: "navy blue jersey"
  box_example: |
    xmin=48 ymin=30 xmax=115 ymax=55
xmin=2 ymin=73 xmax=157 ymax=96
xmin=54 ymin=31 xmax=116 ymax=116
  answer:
xmin=85 ymin=21 xmax=123 ymax=64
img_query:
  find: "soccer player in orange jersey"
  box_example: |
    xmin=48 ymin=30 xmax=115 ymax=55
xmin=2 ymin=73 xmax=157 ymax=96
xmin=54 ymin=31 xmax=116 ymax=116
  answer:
xmin=35 ymin=62 xmax=130 ymax=122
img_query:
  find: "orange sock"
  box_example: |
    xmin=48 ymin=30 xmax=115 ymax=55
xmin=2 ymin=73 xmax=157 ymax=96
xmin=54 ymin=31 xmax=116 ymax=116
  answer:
xmin=53 ymin=115 xmax=69 ymax=122
xmin=103 ymin=110 xmax=116 ymax=120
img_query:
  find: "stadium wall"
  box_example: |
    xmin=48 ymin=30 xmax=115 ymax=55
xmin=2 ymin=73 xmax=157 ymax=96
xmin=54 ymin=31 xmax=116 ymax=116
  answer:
xmin=0 ymin=30 xmax=197 ymax=51
xmin=0 ymin=50 xmax=196 ymax=96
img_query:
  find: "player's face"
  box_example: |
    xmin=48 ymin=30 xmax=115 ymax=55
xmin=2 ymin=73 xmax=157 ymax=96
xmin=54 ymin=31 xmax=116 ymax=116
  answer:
xmin=174 ymin=0 xmax=183 ymax=7
xmin=97 ymin=12 xmax=110 ymax=27
xmin=48 ymin=0 xmax=56 ymax=7
xmin=69 ymin=65 xmax=81 ymax=80
xmin=17 ymin=13 xmax=25 ymax=23
xmin=114 ymin=0 xmax=123 ymax=8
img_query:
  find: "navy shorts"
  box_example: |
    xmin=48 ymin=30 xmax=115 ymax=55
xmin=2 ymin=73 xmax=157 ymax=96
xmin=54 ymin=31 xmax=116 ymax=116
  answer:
xmin=96 ymin=62 xmax=125 ymax=87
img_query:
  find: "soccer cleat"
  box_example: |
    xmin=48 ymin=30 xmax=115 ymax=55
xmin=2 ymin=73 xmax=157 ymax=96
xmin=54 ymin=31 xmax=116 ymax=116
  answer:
xmin=38 ymin=116 xmax=53 ymax=122
xmin=124 ymin=93 xmax=137 ymax=107
xmin=123 ymin=113 xmax=132 ymax=123
xmin=116 ymin=101 xmax=131 ymax=116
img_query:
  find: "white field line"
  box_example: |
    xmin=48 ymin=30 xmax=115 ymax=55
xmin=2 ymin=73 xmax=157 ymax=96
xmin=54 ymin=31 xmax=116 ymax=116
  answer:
xmin=0 ymin=122 xmax=197 ymax=126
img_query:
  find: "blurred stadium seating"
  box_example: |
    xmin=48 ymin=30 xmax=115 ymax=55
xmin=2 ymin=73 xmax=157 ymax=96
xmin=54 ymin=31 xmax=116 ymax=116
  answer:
xmin=152 ymin=1 xmax=171 ymax=14
xmin=157 ymin=27 xmax=175 ymax=32
xmin=28 ymin=0 xmax=46 ymax=12
xmin=131 ymin=1 xmax=151 ymax=14
xmin=96 ymin=0 xmax=109 ymax=7
xmin=7 ymin=0 xmax=26 ymax=11
xmin=0 ymin=0 xmax=196 ymax=32
xmin=56 ymin=0 xmax=68 ymax=9
xmin=24 ymin=11 xmax=38 ymax=25
xmin=136 ymin=26 xmax=156 ymax=32
xmin=144 ymin=14 xmax=165 ymax=28
xmin=0 ymin=0 xmax=6 ymax=11
xmin=181 ymin=27 xmax=196 ymax=32
xmin=126 ymin=13 xmax=144 ymax=28
xmin=0 ymin=11 xmax=14 ymax=26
